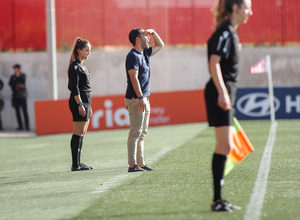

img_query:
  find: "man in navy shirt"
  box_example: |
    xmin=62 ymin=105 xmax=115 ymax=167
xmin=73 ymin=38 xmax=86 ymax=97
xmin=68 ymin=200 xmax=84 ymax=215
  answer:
xmin=0 ymin=77 xmax=3 ymax=130
xmin=9 ymin=64 xmax=30 ymax=131
xmin=125 ymin=28 xmax=164 ymax=172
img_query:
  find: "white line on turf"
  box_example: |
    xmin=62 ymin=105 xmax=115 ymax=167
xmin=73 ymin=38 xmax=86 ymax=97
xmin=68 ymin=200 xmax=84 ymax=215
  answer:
xmin=23 ymin=143 xmax=50 ymax=148
xmin=244 ymin=121 xmax=278 ymax=220
xmin=91 ymin=147 xmax=172 ymax=194
xmin=146 ymin=147 xmax=172 ymax=164
xmin=0 ymin=131 xmax=36 ymax=138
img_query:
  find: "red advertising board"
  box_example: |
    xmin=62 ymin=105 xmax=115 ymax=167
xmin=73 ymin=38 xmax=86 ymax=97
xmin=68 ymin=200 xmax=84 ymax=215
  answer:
xmin=2 ymin=0 xmax=299 ymax=51
xmin=35 ymin=90 xmax=207 ymax=135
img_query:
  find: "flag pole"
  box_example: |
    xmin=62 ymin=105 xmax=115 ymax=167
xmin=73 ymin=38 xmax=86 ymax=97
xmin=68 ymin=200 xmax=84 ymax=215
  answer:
xmin=266 ymin=55 xmax=275 ymax=122
xmin=46 ymin=0 xmax=58 ymax=100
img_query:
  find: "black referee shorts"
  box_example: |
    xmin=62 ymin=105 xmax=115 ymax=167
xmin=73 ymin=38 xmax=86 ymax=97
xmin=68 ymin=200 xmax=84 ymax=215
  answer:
xmin=69 ymin=92 xmax=92 ymax=122
xmin=204 ymin=79 xmax=237 ymax=127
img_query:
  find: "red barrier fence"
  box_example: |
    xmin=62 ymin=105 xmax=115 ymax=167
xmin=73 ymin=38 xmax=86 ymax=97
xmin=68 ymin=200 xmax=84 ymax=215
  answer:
xmin=1 ymin=0 xmax=299 ymax=51
xmin=35 ymin=90 xmax=207 ymax=135
xmin=0 ymin=0 xmax=46 ymax=51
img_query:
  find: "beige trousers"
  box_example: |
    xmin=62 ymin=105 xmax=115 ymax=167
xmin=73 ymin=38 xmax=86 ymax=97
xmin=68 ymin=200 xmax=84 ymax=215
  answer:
xmin=125 ymin=97 xmax=150 ymax=165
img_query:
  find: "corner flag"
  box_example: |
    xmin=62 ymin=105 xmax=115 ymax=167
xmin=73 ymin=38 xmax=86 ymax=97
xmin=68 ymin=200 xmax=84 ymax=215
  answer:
xmin=249 ymin=56 xmax=269 ymax=74
xmin=249 ymin=55 xmax=276 ymax=122
xmin=224 ymin=118 xmax=255 ymax=176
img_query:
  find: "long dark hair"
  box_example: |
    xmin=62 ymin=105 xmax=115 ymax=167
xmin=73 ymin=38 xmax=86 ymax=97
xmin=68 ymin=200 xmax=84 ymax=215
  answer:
xmin=67 ymin=37 xmax=90 ymax=74
xmin=212 ymin=0 xmax=244 ymax=29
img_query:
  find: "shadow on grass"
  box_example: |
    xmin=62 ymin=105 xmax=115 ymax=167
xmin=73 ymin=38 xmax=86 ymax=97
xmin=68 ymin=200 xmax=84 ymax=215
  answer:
xmin=61 ymin=208 xmax=216 ymax=220
xmin=1 ymin=180 xmax=31 ymax=185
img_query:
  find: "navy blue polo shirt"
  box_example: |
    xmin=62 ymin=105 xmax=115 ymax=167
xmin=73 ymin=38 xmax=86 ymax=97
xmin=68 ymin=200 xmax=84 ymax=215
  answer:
xmin=125 ymin=48 xmax=152 ymax=99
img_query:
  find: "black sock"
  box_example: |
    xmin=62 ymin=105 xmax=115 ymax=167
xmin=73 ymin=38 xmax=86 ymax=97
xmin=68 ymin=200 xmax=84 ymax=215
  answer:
xmin=212 ymin=153 xmax=227 ymax=202
xmin=70 ymin=134 xmax=81 ymax=167
xmin=78 ymin=136 xmax=83 ymax=165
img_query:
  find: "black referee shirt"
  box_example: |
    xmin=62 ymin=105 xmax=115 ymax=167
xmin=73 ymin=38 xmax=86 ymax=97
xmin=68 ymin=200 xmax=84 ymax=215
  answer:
xmin=207 ymin=19 xmax=240 ymax=82
xmin=68 ymin=59 xmax=91 ymax=96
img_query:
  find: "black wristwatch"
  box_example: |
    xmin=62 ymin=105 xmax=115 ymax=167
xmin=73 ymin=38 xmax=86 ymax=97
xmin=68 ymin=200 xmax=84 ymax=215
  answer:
xmin=78 ymin=102 xmax=83 ymax=106
xmin=138 ymin=96 xmax=144 ymax=99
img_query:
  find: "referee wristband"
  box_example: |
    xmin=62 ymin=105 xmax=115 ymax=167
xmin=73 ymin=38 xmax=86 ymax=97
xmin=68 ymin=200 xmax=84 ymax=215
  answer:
xmin=78 ymin=102 xmax=83 ymax=106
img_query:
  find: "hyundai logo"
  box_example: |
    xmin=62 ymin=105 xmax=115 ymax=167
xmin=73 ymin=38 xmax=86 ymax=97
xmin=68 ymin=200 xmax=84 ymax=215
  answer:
xmin=236 ymin=93 xmax=280 ymax=117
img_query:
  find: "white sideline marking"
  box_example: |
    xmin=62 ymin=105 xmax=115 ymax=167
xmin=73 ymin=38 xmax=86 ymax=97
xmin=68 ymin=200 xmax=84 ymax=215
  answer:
xmin=91 ymin=148 xmax=172 ymax=194
xmin=0 ymin=131 xmax=36 ymax=138
xmin=24 ymin=143 xmax=50 ymax=148
xmin=244 ymin=121 xmax=278 ymax=220
xmin=146 ymin=147 xmax=172 ymax=164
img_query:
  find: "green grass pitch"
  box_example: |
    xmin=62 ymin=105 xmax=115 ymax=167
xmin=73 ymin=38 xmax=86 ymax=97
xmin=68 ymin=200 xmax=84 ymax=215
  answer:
xmin=0 ymin=120 xmax=299 ymax=220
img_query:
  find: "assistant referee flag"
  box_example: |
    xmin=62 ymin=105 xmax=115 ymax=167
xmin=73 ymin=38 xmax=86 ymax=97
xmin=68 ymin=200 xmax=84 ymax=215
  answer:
xmin=224 ymin=118 xmax=255 ymax=176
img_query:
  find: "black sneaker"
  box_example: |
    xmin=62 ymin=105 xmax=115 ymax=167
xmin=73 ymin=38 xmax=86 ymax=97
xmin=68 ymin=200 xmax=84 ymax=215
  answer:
xmin=211 ymin=199 xmax=232 ymax=212
xmin=141 ymin=165 xmax=155 ymax=171
xmin=71 ymin=166 xmax=83 ymax=171
xmin=223 ymin=200 xmax=241 ymax=210
xmin=128 ymin=165 xmax=145 ymax=172
xmin=71 ymin=163 xmax=93 ymax=171
xmin=80 ymin=163 xmax=93 ymax=170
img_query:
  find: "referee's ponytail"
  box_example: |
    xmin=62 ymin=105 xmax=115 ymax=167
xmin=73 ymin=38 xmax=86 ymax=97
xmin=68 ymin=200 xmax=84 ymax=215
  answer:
xmin=67 ymin=37 xmax=90 ymax=74
xmin=212 ymin=0 xmax=244 ymax=29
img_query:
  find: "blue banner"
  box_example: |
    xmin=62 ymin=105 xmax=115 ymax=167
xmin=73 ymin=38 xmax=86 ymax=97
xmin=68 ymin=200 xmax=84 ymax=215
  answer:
xmin=236 ymin=87 xmax=300 ymax=120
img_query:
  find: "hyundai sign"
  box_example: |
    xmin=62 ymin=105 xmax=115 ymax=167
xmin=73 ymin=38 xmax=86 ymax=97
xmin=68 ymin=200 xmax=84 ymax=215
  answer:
xmin=235 ymin=87 xmax=300 ymax=120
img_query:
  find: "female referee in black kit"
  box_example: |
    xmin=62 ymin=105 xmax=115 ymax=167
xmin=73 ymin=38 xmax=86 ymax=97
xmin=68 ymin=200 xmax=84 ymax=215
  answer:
xmin=68 ymin=37 xmax=93 ymax=171
xmin=205 ymin=0 xmax=252 ymax=212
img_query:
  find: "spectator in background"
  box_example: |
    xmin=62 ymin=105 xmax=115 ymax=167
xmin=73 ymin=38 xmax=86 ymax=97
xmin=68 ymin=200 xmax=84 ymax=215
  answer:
xmin=9 ymin=64 xmax=30 ymax=131
xmin=0 ymin=78 xmax=4 ymax=130
xmin=0 ymin=78 xmax=3 ymax=89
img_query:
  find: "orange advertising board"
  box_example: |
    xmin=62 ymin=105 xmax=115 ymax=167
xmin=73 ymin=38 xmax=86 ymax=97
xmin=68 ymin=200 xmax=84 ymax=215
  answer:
xmin=35 ymin=90 xmax=207 ymax=135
